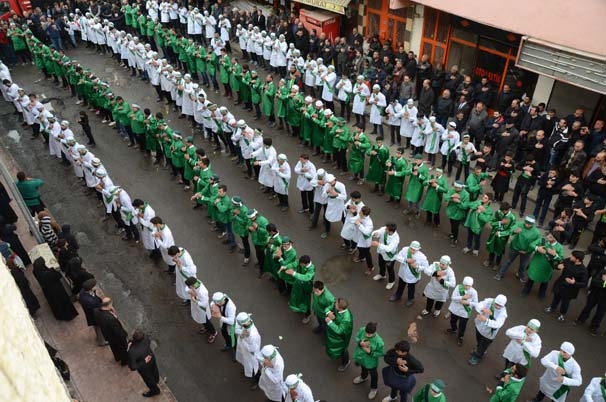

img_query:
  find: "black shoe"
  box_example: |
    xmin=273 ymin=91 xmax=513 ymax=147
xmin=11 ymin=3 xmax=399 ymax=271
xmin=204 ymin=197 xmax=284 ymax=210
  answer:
xmin=388 ymin=295 xmax=401 ymax=302
xmin=221 ymin=345 xmax=232 ymax=352
xmin=142 ymin=391 xmax=160 ymax=397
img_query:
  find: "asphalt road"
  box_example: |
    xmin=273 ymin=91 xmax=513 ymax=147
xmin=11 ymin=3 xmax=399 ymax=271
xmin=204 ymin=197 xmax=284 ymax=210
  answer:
xmin=2 ymin=48 xmax=603 ymax=402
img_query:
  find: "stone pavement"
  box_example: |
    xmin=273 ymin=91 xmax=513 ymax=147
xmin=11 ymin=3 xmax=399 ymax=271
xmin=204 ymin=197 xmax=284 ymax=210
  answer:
xmin=0 ymin=147 xmax=177 ymax=402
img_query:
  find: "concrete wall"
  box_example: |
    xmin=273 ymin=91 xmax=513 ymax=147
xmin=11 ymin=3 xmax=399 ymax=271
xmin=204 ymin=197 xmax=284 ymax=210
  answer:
xmin=412 ymin=0 xmax=606 ymax=56
xmin=0 ymin=259 xmax=72 ymax=402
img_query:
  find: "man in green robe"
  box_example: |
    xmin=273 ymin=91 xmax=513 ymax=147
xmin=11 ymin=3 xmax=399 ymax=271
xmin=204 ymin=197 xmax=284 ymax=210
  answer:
xmin=495 ymin=215 xmax=542 ymax=281
xmin=300 ymin=97 xmax=314 ymax=145
xmin=276 ymin=236 xmax=298 ymax=287
xmin=215 ymin=184 xmax=235 ymax=252
xmin=129 ymin=104 xmax=146 ymax=149
xmin=444 ymin=181 xmax=471 ymax=246
xmin=404 ymin=154 xmax=429 ymax=216
xmin=421 ymin=168 xmax=448 ymax=226
xmin=263 ymin=223 xmax=282 ymax=279
xmin=466 ymin=165 xmax=491 ymax=201
xmin=262 ymin=74 xmax=276 ymax=126
xmin=247 ymin=209 xmax=269 ymax=275
xmin=240 ymin=67 xmax=252 ymax=109
xmin=332 ymin=117 xmax=351 ymax=173
xmin=412 ymin=379 xmax=447 ymax=402
xmin=191 ymin=157 xmax=214 ymax=209
xmin=250 ymin=71 xmax=263 ymax=119
xmin=522 ymin=232 xmax=564 ymax=299
xmin=230 ymin=58 xmax=242 ymax=104
xmin=484 ymin=202 xmax=517 ymax=269
xmin=488 ymin=364 xmax=527 ymax=402
xmin=463 ymin=192 xmax=493 ymax=256
xmin=349 ymin=124 xmax=371 ymax=184
xmin=286 ymin=85 xmax=304 ymax=138
xmin=182 ymin=136 xmax=197 ymax=190
xmin=352 ymin=322 xmax=385 ymax=400
xmin=385 ymin=148 xmax=408 ymax=207
xmin=275 ymin=79 xmax=289 ymax=130
xmin=230 ymin=196 xmax=250 ymax=266
xmin=170 ymin=132 xmax=185 ymax=182
xmin=280 ymin=253 xmax=315 ymax=322
xmin=325 ymin=297 xmax=353 ymax=371
xmin=366 ymin=136 xmax=390 ymax=195
xmin=218 ymin=48 xmax=232 ymax=97
xmin=312 ymin=281 xmax=335 ymax=335
xmin=322 ymin=110 xmax=338 ymax=162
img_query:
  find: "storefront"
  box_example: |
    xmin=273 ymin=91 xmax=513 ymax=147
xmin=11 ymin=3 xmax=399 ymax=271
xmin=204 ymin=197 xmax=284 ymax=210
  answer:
xmin=365 ymin=0 xmax=411 ymax=49
xmin=418 ymin=6 xmax=538 ymax=107
xmin=292 ymin=0 xmax=359 ymax=38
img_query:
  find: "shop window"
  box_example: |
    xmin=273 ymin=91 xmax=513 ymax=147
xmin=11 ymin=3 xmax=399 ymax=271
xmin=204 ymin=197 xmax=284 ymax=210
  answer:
xmin=504 ymin=65 xmax=538 ymax=99
xmin=448 ymin=41 xmax=476 ymax=76
xmin=422 ymin=43 xmax=432 ymax=60
xmin=436 ymin=13 xmax=450 ymax=43
xmin=389 ymin=5 xmax=409 ymax=19
xmin=478 ymin=37 xmax=511 ymax=56
xmin=434 ymin=46 xmax=445 ymax=66
xmin=395 ymin=20 xmax=406 ymax=48
xmin=424 ymin=7 xmax=437 ymax=40
xmin=368 ymin=0 xmax=382 ymax=11
xmin=367 ymin=12 xmax=380 ymax=38
xmin=474 ymin=50 xmax=507 ymax=87
xmin=387 ymin=19 xmax=394 ymax=44
xmin=451 ymin=28 xmax=478 ymax=44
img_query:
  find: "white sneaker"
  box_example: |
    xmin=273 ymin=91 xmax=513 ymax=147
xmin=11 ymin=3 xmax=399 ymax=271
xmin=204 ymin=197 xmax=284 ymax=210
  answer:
xmin=368 ymin=389 xmax=378 ymax=399
xmin=382 ymin=396 xmax=397 ymax=402
xmin=462 ymin=247 xmax=471 ymax=254
xmin=372 ymin=274 xmax=385 ymax=281
xmin=421 ymin=309 xmax=430 ymax=316
xmin=472 ymin=250 xmax=479 ymax=256
xmin=352 ymin=375 xmax=368 ymax=384
xmin=433 ymin=310 xmax=441 ymax=317
xmin=385 ymin=282 xmax=395 ymax=290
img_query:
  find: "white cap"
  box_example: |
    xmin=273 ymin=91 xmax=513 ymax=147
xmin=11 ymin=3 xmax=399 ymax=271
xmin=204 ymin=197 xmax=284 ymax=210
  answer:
xmin=91 ymin=157 xmax=101 ymax=166
xmin=305 ymin=96 xmax=313 ymax=103
xmin=291 ymin=84 xmax=299 ymax=92
xmin=409 ymin=241 xmax=421 ymax=250
xmin=407 ymin=99 xmax=414 ymax=105
xmin=325 ymin=173 xmax=335 ymax=182
xmin=315 ymin=100 xmax=323 ymax=107
xmin=260 ymin=344 xmax=276 ymax=359
xmin=219 ymin=106 xmax=228 ymax=113
xmin=560 ymin=341 xmax=575 ymax=355
xmin=237 ymin=119 xmax=246 ymax=128
xmin=429 ymin=116 xmax=436 ymax=123
xmin=212 ymin=292 xmax=226 ymax=303
xmin=95 ymin=168 xmax=107 ymax=177
xmin=439 ymin=255 xmax=451 ymax=265
xmin=462 ymin=276 xmax=474 ymax=286
xmin=236 ymin=312 xmax=251 ymax=325
xmin=317 ymin=168 xmax=326 ymax=177
xmin=132 ymin=104 xmax=140 ymax=109
xmin=494 ymin=294 xmax=507 ymax=306
xmin=284 ymin=374 xmax=301 ymax=389
xmin=372 ymin=84 xmax=381 ymax=90
xmin=60 ymin=120 xmax=69 ymax=126
xmin=278 ymin=154 xmax=287 ymax=161
xmin=323 ymin=109 xmax=333 ymax=116
xmin=448 ymin=121 xmax=457 ymax=128
xmin=527 ymin=319 xmax=541 ymax=331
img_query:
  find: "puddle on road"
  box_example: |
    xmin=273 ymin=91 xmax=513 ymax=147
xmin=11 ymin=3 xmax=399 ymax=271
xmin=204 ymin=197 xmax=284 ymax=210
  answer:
xmin=318 ymin=254 xmax=356 ymax=284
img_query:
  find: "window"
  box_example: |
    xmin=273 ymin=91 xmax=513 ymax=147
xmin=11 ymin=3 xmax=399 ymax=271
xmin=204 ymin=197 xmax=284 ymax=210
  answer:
xmin=448 ymin=42 xmax=476 ymax=76
xmin=389 ymin=5 xmax=409 ymax=19
xmin=367 ymin=12 xmax=380 ymax=38
xmin=368 ymin=0 xmax=382 ymax=11
xmin=423 ymin=7 xmax=437 ymax=40
xmin=451 ymin=28 xmax=477 ymax=44
xmin=437 ymin=13 xmax=450 ymax=43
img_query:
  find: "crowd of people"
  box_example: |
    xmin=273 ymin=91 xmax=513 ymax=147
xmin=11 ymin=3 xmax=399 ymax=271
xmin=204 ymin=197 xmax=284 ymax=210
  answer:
xmin=2 ymin=2 xmax=606 ymax=402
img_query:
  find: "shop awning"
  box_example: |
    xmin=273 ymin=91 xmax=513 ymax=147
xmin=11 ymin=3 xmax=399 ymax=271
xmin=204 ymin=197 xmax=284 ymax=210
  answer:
xmin=297 ymin=0 xmax=350 ymax=14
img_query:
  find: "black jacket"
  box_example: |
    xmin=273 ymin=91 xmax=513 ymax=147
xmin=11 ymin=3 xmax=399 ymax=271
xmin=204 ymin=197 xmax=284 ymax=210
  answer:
xmin=78 ymin=290 xmax=102 ymax=326
xmin=128 ymin=336 xmax=155 ymax=371
xmin=383 ymin=349 xmax=424 ymax=376
xmin=95 ymin=309 xmax=127 ymax=343
xmin=552 ymin=259 xmax=588 ymax=299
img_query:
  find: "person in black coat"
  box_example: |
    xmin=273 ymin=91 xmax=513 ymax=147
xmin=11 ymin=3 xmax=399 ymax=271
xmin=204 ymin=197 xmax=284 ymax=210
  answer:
xmin=381 ymin=340 xmax=424 ymax=402
xmin=32 ymin=257 xmax=78 ymax=321
xmin=0 ymin=182 xmax=18 ymax=224
xmin=65 ymin=256 xmax=93 ymax=295
xmin=574 ymin=266 xmax=606 ymax=336
xmin=128 ymin=328 xmax=161 ymax=397
xmin=95 ymin=297 xmax=129 ymax=365
xmin=545 ymin=251 xmax=588 ymax=322
xmin=1 ymin=224 xmax=31 ymax=266
xmin=8 ymin=259 xmax=40 ymax=316
xmin=78 ymin=278 xmax=107 ymax=346
xmin=57 ymin=238 xmax=79 ymax=275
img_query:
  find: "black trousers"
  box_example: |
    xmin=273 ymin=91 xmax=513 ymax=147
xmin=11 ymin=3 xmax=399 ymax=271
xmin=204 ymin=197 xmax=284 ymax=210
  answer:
xmin=378 ymin=255 xmax=395 ymax=283
xmin=449 ymin=314 xmax=469 ymax=339
xmin=310 ymin=203 xmax=326 ymax=228
xmin=521 ymin=279 xmax=549 ymax=299
xmin=577 ymin=289 xmax=606 ymax=330
xmin=300 ymin=190 xmax=314 ymax=212
xmin=137 ymin=357 xmax=160 ymax=394
xmin=241 ymin=235 xmax=251 ymax=259
xmin=360 ymin=365 xmax=379 ymax=389
xmin=109 ymin=337 xmax=129 ymax=364
xmin=472 ymin=329 xmax=493 ymax=359
xmin=357 ymin=247 xmax=373 ymax=270
xmin=450 ymin=218 xmax=462 ymax=241
xmin=425 ymin=298 xmax=444 ymax=311
xmin=221 ymin=323 xmax=234 ymax=348
xmin=393 ymin=279 xmax=416 ymax=301
xmin=254 ymin=245 xmax=265 ymax=271
xmin=550 ymin=292 xmax=573 ymax=315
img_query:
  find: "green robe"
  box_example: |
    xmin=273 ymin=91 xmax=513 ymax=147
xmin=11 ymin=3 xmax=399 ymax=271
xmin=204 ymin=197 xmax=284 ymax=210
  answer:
xmin=215 ymin=194 xmax=232 ymax=224
xmin=412 ymin=384 xmax=447 ymax=402
xmin=444 ymin=188 xmax=470 ymax=220
xmin=251 ymin=77 xmax=263 ymax=105
xmin=240 ymin=71 xmax=252 ymax=103
xmin=7 ymin=27 xmax=27 ymax=51
xmin=276 ymin=85 xmax=289 ymax=118
xmin=332 ymin=125 xmax=351 ymax=151
xmin=489 ymin=368 xmax=526 ymax=402
xmin=527 ymin=240 xmax=564 ymax=283
xmin=171 ymin=140 xmax=185 ymax=168
xmin=250 ymin=215 xmax=269 ymax=247
xmin=193 ymin=167 xmax=214 ymax=206
xmin=312 ymin=287 xmax=335 ymax=318
xmin=262 ymin=82 xmax=276 ymax=116
xmin=263 ymin=234 xmax=284 ymax=277
xmin=405 ymin=163 xmax=429 ymax=203
xmin=325 ymin=308 xmax=353 ymax=360
xmin=466 ymin=172 xmax=490 ymax=201
xmin=311 ymin=110 xmax=325 ymax=148
xmin=486 ymin=210 xmax=517 ymax=256
xmin=283 ymin=262 xmax=315 ymax=314
xmin=421 ymin=173 xmax=448 ymax=214
xmin=219 ymin=54 xmax=231 ymax=84
xmin=130 ymin=110 xmax=145 ymax=135
xmin=366 ymin=145 xmax=389 ymax=184
xmin=353 ymin=328 xmax=385 ymax=369
xmin=508 ymin=222 xmax=541 ymax=253
xmin=322 ymin=116 xmax=338 ymax=153
xmin=231 ymin=205 xmax=249 ymax=237
xmin=301 ymin=105 xmax=315 ymax=142
xmin=145 ymin=116 xmax=159 ymax=152
xmin=464 ymin=200 xmax=493 ymax=234
xmin=286 ymin=93 xmax=304 ymax=127
xmin=349 ymin=133 xmax=371 ymax=174
xmin=183 ymin=145 xmax=197 ymax=181
xmin=195 ymin=47 xmax=207 ymax=73
xmin=230 ymin=62 xmax=242 ymax=92
xmin=385 ymin=157 xmax=408 ymax=200
xmin=200 ymin=183 xmax=219 ymax=220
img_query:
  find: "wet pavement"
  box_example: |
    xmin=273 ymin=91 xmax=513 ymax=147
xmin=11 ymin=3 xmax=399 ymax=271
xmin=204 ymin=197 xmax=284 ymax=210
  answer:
xmin=1 ymin=47 xmax=604 ymax=402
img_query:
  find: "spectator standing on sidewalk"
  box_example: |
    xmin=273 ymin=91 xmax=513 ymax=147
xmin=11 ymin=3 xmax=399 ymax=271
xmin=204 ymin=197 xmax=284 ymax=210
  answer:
xmin=78 ymin=278 xmax=107 ymax=346
xmin=128 ymin=328 xmax=161 ymax=398
xmin=15 ymin=171 xmax=45 ymax=216
xmin=95 ymin=297 xmax=129 ymax=366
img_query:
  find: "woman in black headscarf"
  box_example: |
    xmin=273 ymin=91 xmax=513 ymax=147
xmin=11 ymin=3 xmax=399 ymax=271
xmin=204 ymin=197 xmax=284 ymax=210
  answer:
xmin=0 ymin=224 xmax=31 ymax=266
xmin=65 ymin=256 xmax=94 ymax=295
xmin=7 ymin=258 xmax=41 ymax=316
xmin=32 ymin=257 xmax=78 ymax=321
xmin=0 ymin=182 xmax=18 ymax=224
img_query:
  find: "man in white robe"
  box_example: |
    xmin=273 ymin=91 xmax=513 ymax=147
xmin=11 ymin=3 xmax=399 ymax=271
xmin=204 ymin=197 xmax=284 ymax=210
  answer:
xmin=168 ymin=246 xmax=197 ymax=305
xmin=210 ymin=292 xmax=237 ymax=350
xmin=529 ymin=342 xmax=582 ymax=402
xmin=502 ymin=319 xmax=542 ymax=369
xmin=257 ymin=344 xmax=284 ymax=402
xmin=469 ymin=294 xmax=508 ymax=366
xmin=151 ymin=216 xmax=175 ymax=272
xmin=284 ymin=374 xmax=314 ymax=402
xmin=133 ymin=199 xmax=157 ymax=256
xmin=234 ymin=312 xmax=261 ymax=385
xmin=390 ymin=240 xmax=429 ymax=306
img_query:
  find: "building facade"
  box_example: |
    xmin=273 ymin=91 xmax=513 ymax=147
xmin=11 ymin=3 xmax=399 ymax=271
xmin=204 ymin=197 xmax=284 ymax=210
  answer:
xmin=364 ymin=0 xmax=606 ymax=121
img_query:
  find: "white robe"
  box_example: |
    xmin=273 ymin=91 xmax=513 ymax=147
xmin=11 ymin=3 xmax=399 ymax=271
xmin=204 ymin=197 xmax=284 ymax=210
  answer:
xmin=424 ymin=123 xmax=444 ymax=154
xmin=368 ymin=92 xmax=386 ymax=125
xmin=272 ymin=161 xmax=291 ymax=195
xmin=352 ymin=215 xmax=373 ymax=248
xmin=336 ymin=79 xmax=352 ymax=103
xmin=581 ymin=377 xmax=606 ymax=402
xmin=190 ymin=281 xmax=210 ymax=324
xmin=539 ymin=350 xmax=582 ymax=402
xmin=294 ymin=161 xmax=316 ymax=192
xmin=448 ymin=285 xmax=478 ymax=319
xmin=152 ymin=224 xmax=175 ymax=266
xmin=49 ymin=122 xmax=62 ymax=158
xmin=252 ymin=145 xmax=277 ymax=187
xmin=502 ymin=325 xmax=542 ymax=366
xmin=474 ymin=298 xmax=508 ymax=340
xmin=321 ymin=71 xmax=337 ymax=102
xmin=235 ymin=323 xmax=261 ymax=377
xmin=397 ymin=105 xmax=417 ymax=138
xmin=422 ymin=263 xmax=456 ymax=302
xmin=386 ymin=103 xmax=403 ymax=126
xmin=81 ymin=152 xmax=97 ymax=187
xmin=138 ymin=204 xmax=156 ymax=251
xmin=395 ymin=247 xmax=429 ymax=284
xmin=284 ymin=381 xmax=314 ymax=402
xmin=181 ymin=82 xmax=195 ymax=116
xmin=322 ymin=181 xmax=347 ymax=222
xmin=118 ymin=189 xmax=138 ymax=225
xmin=411 ymin=118 xmax=429 ymax=148
xmin=440 ymin=129 xmax=460 ymax=156
xmin=340 ymin=199 xmax=364 ymax=240
xmin=175 ymin=248 xmax=197 ymax=300
xmin=372 ymin=227 xmax=400 ymax=261
xmin=258 ymin=352 xmax=284 ymax=401
xmin=352 ymin=82 xmax=369 ymax=115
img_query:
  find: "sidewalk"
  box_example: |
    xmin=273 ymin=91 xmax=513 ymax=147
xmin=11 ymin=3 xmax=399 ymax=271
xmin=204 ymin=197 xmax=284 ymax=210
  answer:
xmin=0 ymin=146 xmax=177 ymax=402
